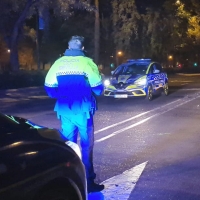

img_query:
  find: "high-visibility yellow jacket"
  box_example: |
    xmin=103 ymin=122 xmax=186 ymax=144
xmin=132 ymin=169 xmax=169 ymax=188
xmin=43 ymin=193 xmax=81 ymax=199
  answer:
xmin=44 ymin=50 xmax=103 ymax=118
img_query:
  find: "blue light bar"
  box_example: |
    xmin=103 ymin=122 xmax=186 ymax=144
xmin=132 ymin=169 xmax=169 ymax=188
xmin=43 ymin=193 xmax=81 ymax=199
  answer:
xmin=127 ymin=59 xmax=151 ymax=62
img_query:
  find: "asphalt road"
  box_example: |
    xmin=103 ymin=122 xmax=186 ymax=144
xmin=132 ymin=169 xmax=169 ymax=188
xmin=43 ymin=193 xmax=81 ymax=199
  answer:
xmin=1 ymin=73 xmax=200 ymax=200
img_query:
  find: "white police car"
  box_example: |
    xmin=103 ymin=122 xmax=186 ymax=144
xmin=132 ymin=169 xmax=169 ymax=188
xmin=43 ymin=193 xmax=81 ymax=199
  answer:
xmin=104 ymin=59 xmax=168 ymax=101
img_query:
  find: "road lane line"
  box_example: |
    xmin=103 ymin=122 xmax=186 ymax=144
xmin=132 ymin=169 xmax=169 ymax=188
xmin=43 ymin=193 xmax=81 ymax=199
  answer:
xmin=95 ymin=95 xmax=200 ymax=143
xmin=170 ymin=81 xmax=193 ymax=83
xmin=94 ymin=134 xmax=116 ymax=143
xmin=179 ymin=88 xmax=200 ymax=90
xmin=170 ymin=88 xmax=200 ymax=91
xmin=177 ymin=73 xmax=200 ymax=76
xmin=94 ymin=99 xmax=181 ymax=134
xmin=88 ymin=161 xmax=148 ymax=200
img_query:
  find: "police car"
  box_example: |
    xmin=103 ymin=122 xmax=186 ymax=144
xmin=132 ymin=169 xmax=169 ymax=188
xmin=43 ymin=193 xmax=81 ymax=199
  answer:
xmin=104 ymin=59 xmax=168 ymax=101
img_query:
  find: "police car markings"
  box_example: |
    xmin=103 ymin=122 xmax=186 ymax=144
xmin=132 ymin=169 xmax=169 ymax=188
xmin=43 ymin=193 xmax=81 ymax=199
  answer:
xmin=95 ymin=94 xmax=200 ymax=143
xmin=88 ymin=161 xmax=148 ymax=200
xmin=94 ymin=99 xmax=181 ymax=134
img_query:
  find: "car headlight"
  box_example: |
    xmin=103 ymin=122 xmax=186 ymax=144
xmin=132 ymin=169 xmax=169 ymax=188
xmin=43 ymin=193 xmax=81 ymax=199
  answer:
xmin=65 ymin=141 xmax=82 ymax=159
xmin=135 ymin=77 xmax=147 ymax=85
xmin=104 ymin=79 xmax=110 ymax=86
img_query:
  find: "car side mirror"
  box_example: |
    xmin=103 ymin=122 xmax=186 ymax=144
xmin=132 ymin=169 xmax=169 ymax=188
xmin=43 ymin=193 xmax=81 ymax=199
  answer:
xmin=153 ymin=69 xmax=160 ymax=74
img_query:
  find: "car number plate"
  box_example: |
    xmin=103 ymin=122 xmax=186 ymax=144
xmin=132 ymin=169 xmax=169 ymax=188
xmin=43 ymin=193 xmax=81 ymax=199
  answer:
xmin=114 ymin=94 xmax=128 ymax=98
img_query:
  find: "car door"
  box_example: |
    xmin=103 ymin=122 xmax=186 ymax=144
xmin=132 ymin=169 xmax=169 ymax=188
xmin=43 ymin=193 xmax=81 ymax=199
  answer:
xmin=154 ymin=63 xmax=165 ymax=88
xmin=147 ymin=63 xmax=160 ymax=91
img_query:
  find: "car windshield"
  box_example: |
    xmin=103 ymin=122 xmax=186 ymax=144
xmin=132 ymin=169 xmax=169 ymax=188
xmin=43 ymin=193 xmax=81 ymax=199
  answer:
xmin=114 ymin=63 xmax=149 ymax=75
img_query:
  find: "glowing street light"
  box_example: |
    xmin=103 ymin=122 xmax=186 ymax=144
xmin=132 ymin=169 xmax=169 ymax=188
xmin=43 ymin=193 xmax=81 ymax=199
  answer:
xmin=168 ymin=55 xmax=173 ymax=60
xmin=116 ymin=51 xmax=123 ymax=66
xmin=117 ymin=51 xmax=123 ymax=56
xmin=168 ymin=55 xmax=173 ymax=68
xmin=7 ymin=49 xmax=10 ymax=53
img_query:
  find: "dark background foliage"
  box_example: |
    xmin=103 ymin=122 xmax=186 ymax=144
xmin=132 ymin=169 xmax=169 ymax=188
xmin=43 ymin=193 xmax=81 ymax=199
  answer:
xmin=1 ymin=0 xmax=200 ymax=89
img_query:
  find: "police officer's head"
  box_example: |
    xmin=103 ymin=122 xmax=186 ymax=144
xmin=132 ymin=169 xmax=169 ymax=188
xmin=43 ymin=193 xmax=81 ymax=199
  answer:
xmin=68 ymin=35 xmax=84 ymax=50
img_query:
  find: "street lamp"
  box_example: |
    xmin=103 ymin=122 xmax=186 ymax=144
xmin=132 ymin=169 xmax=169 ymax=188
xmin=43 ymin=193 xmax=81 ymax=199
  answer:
xmin=168 ymin=55 xmax=173 ymax=60
xmin=118 ymin=51 xmax=122 ymax=56
xmin=168 ymin=55 xmax=173 ymax=68
xmin=7 ymin=49 xmax=10 ymax=53
xmin=116 ymin=51 xmax=123 ymax=66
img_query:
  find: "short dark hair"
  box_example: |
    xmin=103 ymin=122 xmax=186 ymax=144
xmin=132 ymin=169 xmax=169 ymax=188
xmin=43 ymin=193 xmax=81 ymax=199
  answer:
xmin=68 ymin=35 xmax=84 ymax=50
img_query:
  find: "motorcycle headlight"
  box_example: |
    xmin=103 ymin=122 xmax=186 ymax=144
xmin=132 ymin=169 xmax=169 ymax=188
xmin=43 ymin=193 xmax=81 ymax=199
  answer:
xmin=65 ymin=141 xmax=82 ymax=159
xmin=104 ymin=79 xmax=110 ymax=86
xmin=135 ymin=77 xmax=147 ymax=86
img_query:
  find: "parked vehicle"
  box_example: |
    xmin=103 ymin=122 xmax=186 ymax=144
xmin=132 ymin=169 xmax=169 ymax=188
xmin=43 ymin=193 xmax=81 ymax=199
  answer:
xmin=0 ymin=113 xmax=87 ymax=200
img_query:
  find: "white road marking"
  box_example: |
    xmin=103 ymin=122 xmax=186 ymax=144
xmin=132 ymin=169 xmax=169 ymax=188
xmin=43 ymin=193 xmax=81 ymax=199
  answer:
xmin=157 ymin=132 xmax=171 ymax=136
xmin=95 ymin=94 xmax=200 ymax=143
xmin=181 ymin=84 xmax=188 ymax=86
xmin=94 ymin=99 xmax=181 ymax=134
xmin=177 ymin=73 xmax=200 ymax=76
xmin=88 ymin=161 xmax=148 ymax=200
xmin=177 ymin=88 xmax=200 ymax=90
xmin=170 ymin=80 xmax=193 ymax=82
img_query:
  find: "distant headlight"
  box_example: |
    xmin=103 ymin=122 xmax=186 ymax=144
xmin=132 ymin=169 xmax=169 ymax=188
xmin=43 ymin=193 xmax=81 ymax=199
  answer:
xmin=104 ymin=79 xmax=110 ymax=86
xmin=65 ymin=141 xmax=82 ymax=159
xmin=135 ymin=78 xmax=147 ymax=85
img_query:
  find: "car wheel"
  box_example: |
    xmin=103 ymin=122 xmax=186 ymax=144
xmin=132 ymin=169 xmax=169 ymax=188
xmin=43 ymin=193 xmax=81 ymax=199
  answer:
xmin=37 ymin=187 xmax=79 ymax=200
xmin=146 ymin=85 xmax=153 ymax=101
xmin=163 ymin=83 xmax=169 ymax=96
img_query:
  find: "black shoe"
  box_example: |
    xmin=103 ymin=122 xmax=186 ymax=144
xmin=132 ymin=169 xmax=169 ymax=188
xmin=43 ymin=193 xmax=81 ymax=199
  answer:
xmin=87 ymin=182 xmax=104 ymax=193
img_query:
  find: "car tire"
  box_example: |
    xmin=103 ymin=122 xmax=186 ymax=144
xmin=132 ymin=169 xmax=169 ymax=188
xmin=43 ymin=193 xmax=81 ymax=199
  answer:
xmin=146 ymin=85 xmax=153 ymax=101
xmin=37 ymin=187 xmax=79 ymax=200
xmin=163 ymin=83 xmax=169 ymax=96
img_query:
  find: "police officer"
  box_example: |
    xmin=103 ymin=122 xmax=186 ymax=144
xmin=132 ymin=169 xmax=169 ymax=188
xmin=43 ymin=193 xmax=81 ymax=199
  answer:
xmin=44 ymin=36 xmax=104 ymax=193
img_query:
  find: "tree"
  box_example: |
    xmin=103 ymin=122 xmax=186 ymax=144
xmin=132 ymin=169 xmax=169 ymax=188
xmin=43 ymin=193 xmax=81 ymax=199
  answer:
xmin=138 ymin=0 xmax=194 ymax=63
xmin=38 ymin=10 xmax=95 ymax=68
xmin=140 ymin=7 xmax=177 ymax=61
xmin=171 ymin=0 xmax=200 ymax=64
xmin=18 ymin=27 xmax=36 ymax=70
xmin=175 ymin=0 xmax=200 ymax=44
xmin=0 ymin=0 xmax=92 ymax=71
xmin=187 ymin=16 xmax=200 ymax=43
xmin=111 ymin=0 xmax=140 ymax=58
xmin=18 ymin=45 xmax=34 ymax=70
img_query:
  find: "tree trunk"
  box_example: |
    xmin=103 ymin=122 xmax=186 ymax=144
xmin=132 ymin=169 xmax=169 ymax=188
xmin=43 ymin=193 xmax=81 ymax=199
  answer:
xmin=94 ymin=0 xmax=100 ymax=65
